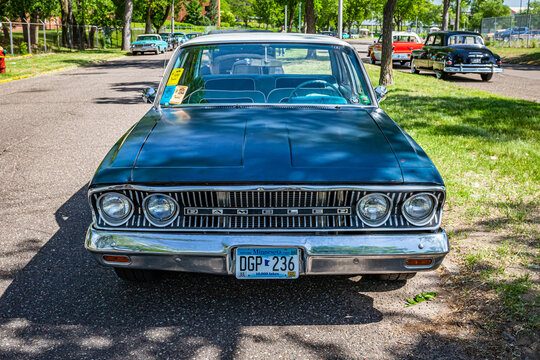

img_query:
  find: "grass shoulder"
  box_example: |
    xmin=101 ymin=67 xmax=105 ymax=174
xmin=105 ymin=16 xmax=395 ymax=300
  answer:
xmin=366 ymin=64 xmax=539 ymax=357
xmin=489 ymin=47 xmax=540 ymax=65
xmin=1 ymin=49 xmax=127 ymax=82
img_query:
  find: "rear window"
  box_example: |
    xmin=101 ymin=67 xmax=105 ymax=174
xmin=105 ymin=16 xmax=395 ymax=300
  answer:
xmin=159 ymin=43 xmax=373 ymax=106
xmin=448 ymin=35 xmax=484 ymax=45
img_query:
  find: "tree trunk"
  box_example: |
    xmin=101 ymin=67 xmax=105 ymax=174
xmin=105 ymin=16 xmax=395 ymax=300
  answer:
xmin=145 ymin=0 xmax=153 ymax=33
xmin=305 ymin=0 xmax=315 ymax=34
xmin=288 ymin=4 xmax=296 ymax=32
xmin=155 ymin=4 xmax=171 ymax=33
xmin=441 ymin=0 xmax=451 ymax=31
xmin=379 ymin=0 xmax=397 ymax=86
xmin=89 ymin=26 xmax=96 ymax=48
xmin=455 ymin=0 xmax=461 ymax=31
xmin=122 ymin=0 xmax=134 ymax=51
xmin=60 ymin=0 xmax=72 ymax=47
xmin=2 ymin=24 xmax=9 ymax=40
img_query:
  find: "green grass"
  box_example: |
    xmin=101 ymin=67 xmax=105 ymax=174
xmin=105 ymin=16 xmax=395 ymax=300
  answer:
xmin=366 ymin=65 xmax=539 ymax=333
xmin=489 ymin=47 xmax=540 ymax=65
xmin=1 ymin=49 xmax=127 ymax=81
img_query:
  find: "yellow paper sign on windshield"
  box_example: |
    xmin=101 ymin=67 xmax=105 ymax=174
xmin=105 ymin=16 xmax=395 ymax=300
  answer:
xmin=169 ymin=85 xmax=188 ymax=104
xmin=167 ymin=68 xmax=184 ymax=86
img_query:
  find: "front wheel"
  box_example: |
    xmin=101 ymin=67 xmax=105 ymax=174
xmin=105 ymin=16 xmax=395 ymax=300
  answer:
xmin=410 ymin=59 xmax=420 ymax=74
xmin=481 ymin=73 xmax=493 ymax=82
xmin=435 ymin=70 xmax=448 ymax=80
xmin=114 ymin=268 xmax=161 ymax=282
xmin=400 ymin=60 xmax=407 ymax=66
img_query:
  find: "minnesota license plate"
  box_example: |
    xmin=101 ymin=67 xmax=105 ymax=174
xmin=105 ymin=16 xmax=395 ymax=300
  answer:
xmin=470 ymin=58 xmax=481 ymax=63
xmin=235 ymin=248 xmax=299 ymax=279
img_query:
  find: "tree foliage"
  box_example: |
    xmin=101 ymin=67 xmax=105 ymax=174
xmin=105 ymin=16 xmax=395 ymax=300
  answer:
xmin=183 ymin=0 xmax=204 ymax=25
xmin=470 ymin=0 xmax=511 ymax=30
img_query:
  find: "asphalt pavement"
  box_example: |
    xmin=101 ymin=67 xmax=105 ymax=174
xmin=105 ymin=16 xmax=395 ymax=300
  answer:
xmin=0 ymin=53 xmax=466 ymax=359
xmin=350 ymin=39 xmax=540 ymax=103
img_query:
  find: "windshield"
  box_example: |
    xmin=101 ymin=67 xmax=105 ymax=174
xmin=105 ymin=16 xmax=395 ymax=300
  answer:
xmin=160 ymin=34 xmax=170 ymax=39
xmin=159 ymin=43 xmax=372 ymax=106
xmin=393 ymin=35 xmax=419 ymax=42
xmin=137 ymin=35 xmax=159 ymax=41
xmin=448 ymin=34 xmax=484 ymax=45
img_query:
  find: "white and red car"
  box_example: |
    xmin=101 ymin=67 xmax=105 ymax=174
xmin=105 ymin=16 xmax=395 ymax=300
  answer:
xmin=368 ymin=32 xmax=424 ymax=65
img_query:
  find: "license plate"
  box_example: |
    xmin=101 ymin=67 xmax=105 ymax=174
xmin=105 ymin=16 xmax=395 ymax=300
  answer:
xmin=235 ymin=248 xmax=299 ymax=279
xmin=470 ymin=58 xmax=481 ymax=64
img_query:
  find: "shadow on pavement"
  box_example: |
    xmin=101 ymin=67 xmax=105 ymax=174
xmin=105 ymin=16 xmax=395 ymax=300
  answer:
xmin=0 ymin=185 xmax=399 ymax=359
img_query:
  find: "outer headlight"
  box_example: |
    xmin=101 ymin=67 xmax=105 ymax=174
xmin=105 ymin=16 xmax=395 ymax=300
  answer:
xmin=356 ymin=193 xmax=392 ymax=227
xmin=402 ymin=193 xmax=437 ymax=226
xmin=143 ymin=194 xmax=178 ymax=227
xmin=97 ymin=192 xmax=133 ymax=226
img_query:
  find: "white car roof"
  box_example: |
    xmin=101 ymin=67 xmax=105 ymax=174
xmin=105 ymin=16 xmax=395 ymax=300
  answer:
xmin=184 ymin=32 xmax=351 ymax=47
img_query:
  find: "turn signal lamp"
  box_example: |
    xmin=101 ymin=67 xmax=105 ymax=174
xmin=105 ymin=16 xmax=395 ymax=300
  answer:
xmin=103 ymin=255 xmax=130 ymax=263
xmin=405 ymin=258 xmax=433 ymax=266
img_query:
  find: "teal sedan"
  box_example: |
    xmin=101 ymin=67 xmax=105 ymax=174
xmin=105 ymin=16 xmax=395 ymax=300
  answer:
xmin=130 ymin=34 xmax=168 ymax=55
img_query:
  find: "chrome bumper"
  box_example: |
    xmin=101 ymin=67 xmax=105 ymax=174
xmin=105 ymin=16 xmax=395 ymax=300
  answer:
xmin=131 ymin=47 xmax=156 ymax=52
xmin=85 ymin=226 xmax=449 ymax=275
xmin=444 ymin=65 xmax=503 ymax=74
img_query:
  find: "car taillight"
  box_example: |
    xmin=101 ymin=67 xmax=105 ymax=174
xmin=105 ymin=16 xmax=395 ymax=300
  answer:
xmin=446 ymin=59 xmax=452 ymax=65
xmin=497 ymin=60 xmax=502 ymax=65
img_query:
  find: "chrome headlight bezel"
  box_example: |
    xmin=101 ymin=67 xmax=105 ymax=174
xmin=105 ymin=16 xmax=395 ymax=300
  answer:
xmin=401 ymin=192 xmax=438 ymax=226
xmin=356 ymin=193 xmax=393 ymax=227
xmin=96 ymin=192 xmax=134 ymax=226
xmin=142 ymin=194 xmax=179 ymax=227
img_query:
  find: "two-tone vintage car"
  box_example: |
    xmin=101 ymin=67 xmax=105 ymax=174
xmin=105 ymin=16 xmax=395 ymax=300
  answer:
xmin=411 ymin=31 xmax=503 ymax=81
xmin=130 ymin=34 xmax=168 ymax=55
xmin=86 ymin=33 xmax=449 ymax=282
xmin=368 ymin=31 xmax=424 ymax=66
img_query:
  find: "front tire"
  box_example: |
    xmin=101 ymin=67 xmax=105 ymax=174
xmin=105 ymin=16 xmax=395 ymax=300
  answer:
xmin=400 ymin=60 xmax=407 ymax=66
xmin=481 ymin=73 xmax=493 ymax=82
xmin=410 ymin=59 xmax=420 ymax=74
xmin=435 ymin=70 xmax=448 ymax=80
xmin=114 ymin=268 xmax=161 ymax=282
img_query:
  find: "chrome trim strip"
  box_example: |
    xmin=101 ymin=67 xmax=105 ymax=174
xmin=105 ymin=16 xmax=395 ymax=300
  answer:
xmin=89 ymin=184 xmax=446 ymax=195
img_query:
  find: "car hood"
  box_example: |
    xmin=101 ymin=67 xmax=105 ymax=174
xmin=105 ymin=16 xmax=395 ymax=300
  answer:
xmin=127 ymin=107 xmax=403 ymax=184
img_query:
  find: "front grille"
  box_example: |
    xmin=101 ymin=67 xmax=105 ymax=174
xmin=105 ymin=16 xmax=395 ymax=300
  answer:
xmin=90 ymin=186 xmax=445 ymax=232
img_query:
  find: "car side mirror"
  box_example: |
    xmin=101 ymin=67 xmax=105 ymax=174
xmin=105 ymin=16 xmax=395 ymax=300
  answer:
xmin=142 ymin=87 xmax=157 ymax=104
xmin=374 ymin=85 xmax=388 ymax=102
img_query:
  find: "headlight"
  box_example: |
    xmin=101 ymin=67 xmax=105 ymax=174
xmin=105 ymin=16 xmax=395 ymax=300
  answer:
xmin=356 ymin=193 xmax=392 ymax=227
xmin=143 ymin=194 xmax=178 ymax=227
xmin=97 ymin=192 xmax=133 ymax=226
xmin=402 ymin=193 xmax=437 ymax=226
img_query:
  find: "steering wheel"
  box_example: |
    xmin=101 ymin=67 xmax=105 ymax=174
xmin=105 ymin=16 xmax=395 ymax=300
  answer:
xmin=289 ymin=79 xmax=345 ymax=99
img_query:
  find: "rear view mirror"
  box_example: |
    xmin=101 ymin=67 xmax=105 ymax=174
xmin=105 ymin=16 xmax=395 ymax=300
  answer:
xmin=374 ymin=85 xmax=388 ymax=102
xmin=141 ymin=87 xmax=157 ymax=104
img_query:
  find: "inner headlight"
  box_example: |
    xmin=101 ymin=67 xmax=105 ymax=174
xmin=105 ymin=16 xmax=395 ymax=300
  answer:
xmin=356 ymin=193 xmax=392 ymax=227
xmin=98 ymin=192 xmax=133 ymax=226
xmin=402 ymin=193 xmax=437 ymax=226
xmin=143 ymin=194 xmax=178 ymax=226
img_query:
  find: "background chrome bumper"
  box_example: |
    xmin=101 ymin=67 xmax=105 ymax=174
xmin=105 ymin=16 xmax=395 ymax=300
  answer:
xmin=444 ymin=65 xmax=503 ymax=73
xmin=85 ymin=226 xmax=449 ymax=275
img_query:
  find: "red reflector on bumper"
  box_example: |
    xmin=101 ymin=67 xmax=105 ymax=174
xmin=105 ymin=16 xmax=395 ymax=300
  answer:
xmin=103 ymin=255 xmax=130 ymax=263
xmin=406 ymin=258 xmax=433 ymax=266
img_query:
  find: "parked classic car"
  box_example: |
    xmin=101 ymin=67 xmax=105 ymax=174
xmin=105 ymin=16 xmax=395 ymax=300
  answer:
xmin=130 ymin=34 xmax=168 ymax=55
xmin=159 ymin=32 xmax=177 ymax=50
xmin=411 ymin=31 xmax=503 ymax=81
xmin=173 ymin=32 xmax=188 ymax=45
xmin=86 ymin=33 xmax=449 ymax=282
xmin=367 ymin=31 xmax=424 ymax=65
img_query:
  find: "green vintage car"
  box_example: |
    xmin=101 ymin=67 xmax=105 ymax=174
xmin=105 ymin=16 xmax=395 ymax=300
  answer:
xmin=130 ymin=34 xmax=168 ymax=55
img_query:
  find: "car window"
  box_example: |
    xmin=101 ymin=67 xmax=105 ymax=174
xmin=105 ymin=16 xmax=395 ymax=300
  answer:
xmin=137 ymin=35 xmax=159 ymax=41
xmin=447 ymin=35 xmax=484 ymax=45
xmin=432 ymin=35 xmax=443 ymax=46
xmin=159 ymin=43 xmax=373 ymax=106
xmin=425 ymin=35 xmax=434 ymax=45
